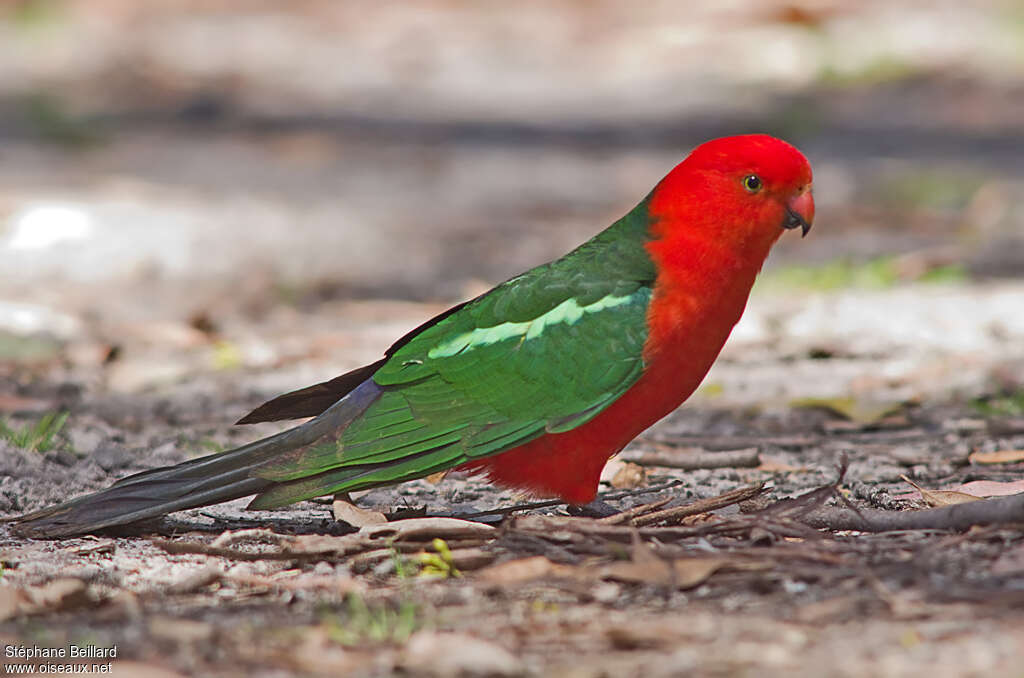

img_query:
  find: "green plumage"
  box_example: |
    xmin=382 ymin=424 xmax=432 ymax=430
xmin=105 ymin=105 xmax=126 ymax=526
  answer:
xmin=249 ymin=196 xmax=658 ymax=507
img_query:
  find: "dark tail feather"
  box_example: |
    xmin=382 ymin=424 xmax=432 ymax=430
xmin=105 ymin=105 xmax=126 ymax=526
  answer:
xmin=12 ymin=440 xmax=279 ymax=538
xmin=236 ymin=360 xmax=385 ymax=424
xmin=12 ymin=380 xmax=382 ymax=538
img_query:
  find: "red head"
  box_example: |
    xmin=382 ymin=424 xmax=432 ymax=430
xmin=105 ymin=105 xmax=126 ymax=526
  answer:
xmin=648 ymin=134 xmax=814 ymax=261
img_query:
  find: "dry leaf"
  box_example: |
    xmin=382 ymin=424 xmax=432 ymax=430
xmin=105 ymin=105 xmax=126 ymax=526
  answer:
xmin=599 ymin=458 xmax=626 ymax=483
xmin=289 ymin=627 xmax=376 ymax=676
xmin=956 ymin=479 xmax=1024 ymax=498
xmin=0 ymin=579 xmax=93 ymax=621
xmin=476 ymin=556 xmax=563 ymax=585
xmin=602 ymin=557 xmax=727 ymax=589
xmin=900 ymin=475 xmax=982 ymax=507
xmin=447 ymin=548 xmax=496 ymax=571
xmin=601 ymin=538 xmax=672 ymax=585
xmin=598 ymin=539 xmax=729 ymax=589
xmin=0 ymin=587 xmax=29 ymax=622
xmin=276 ymin=533 xmax=366 ymax=558
xmin=790 ymin=396 xmax=903 ymax=425
xmin=166 ymin=563 xmax=222 ymax=595
xmin=671 ymin=558 xmax=731 ymax=589
xmin=359 ymin=517 xmax=496 ymax=542
xmin=332 ymin=499 xmax=387 ymax=528
xmin=610 ymin=461 xmax=647 ymax=489
xmin=968 ymin=449 xmax=1024 ymax=465
xmin=424 ymin=471 xmax=448 ymax=484
xmin=27 ymin=579 xmax=92 ymax=610
xmin=401 ymin=632 xmax=524 ymax=678
xmin=598 ymin=558 xmax=669 ymax=587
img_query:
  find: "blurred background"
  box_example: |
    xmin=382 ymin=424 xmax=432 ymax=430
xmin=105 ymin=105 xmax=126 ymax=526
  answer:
xmin=1 ymin=0 xmax=1023 ymax=416
xmin=4 ymin=5 xmax=1024 ymax=672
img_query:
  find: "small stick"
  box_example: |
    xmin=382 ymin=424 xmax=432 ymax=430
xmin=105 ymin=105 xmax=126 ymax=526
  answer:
xmin=151 ymin=538 xmax=314 ymax=561
xmin=455 ymin=498 xmax=567 ymax=519
xmin=597 ymin=497 xmax=672 ymax=525
xmin=623 ymin=447 xmax=760 ymax=470
xmin=632 ymin=483 xmax=766 ymax=527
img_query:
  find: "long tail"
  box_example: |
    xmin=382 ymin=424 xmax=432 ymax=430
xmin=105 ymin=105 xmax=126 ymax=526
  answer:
xmin=12 ymin=380 xmax=382 ymax=538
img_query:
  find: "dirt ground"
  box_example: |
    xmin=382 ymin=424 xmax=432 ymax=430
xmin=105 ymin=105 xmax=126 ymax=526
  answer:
xmin=2 ymin=343 xmax=1024 ymax=678
xmin=2 ymin=1 xmax=1024 ymax=677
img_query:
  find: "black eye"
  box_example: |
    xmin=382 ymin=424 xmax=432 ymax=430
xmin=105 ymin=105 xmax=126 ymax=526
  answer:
xmin=743 ymin=175 xmax=762 ymax=192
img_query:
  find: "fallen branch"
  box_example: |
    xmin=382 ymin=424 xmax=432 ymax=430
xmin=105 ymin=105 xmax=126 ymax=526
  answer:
xmin=796 ymin=492 xmax=1024 ymax=533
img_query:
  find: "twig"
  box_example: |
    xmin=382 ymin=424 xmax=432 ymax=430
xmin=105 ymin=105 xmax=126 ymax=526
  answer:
xmin=757 ymin=452 xmax=855 ymax=522
xmin=631 ymin=483 xmax=766 ymax=527
xmin=150 ymin=538 xmax=319 ymax=561
xmin=597 ymin=497 xmax=672 ymax=525
xmin=66 ymin=539 xmax=116 ymax=556
xmin=456 ymin=498 xmax=566 ymax=519
xmin=623 ymin=447 xmax=760 ymax=470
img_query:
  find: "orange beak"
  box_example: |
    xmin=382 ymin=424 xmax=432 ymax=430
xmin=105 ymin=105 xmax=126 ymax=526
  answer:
xmin=784 ymin=188 xmax=815 ymax=237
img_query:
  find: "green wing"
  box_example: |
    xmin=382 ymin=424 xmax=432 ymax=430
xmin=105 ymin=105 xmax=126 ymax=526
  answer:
xmin=249 ymin=198 xmax=656 ymax=507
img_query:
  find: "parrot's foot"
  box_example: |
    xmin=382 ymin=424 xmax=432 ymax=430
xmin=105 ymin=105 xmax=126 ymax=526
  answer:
xmin=566 ymin=499 xmax=619 ymax=518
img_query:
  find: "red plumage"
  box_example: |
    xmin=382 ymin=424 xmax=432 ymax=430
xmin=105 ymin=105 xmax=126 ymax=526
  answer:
xmin=461 ymin=135 xmax=814 ymax=502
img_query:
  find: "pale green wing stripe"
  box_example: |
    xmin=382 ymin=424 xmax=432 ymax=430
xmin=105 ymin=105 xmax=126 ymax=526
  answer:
xmin=427 ymin=294 xmax=636 ymax=359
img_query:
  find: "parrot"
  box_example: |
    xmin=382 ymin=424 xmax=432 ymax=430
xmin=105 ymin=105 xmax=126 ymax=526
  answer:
xmin=13 ymin=134 xmax=814 ymax=538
